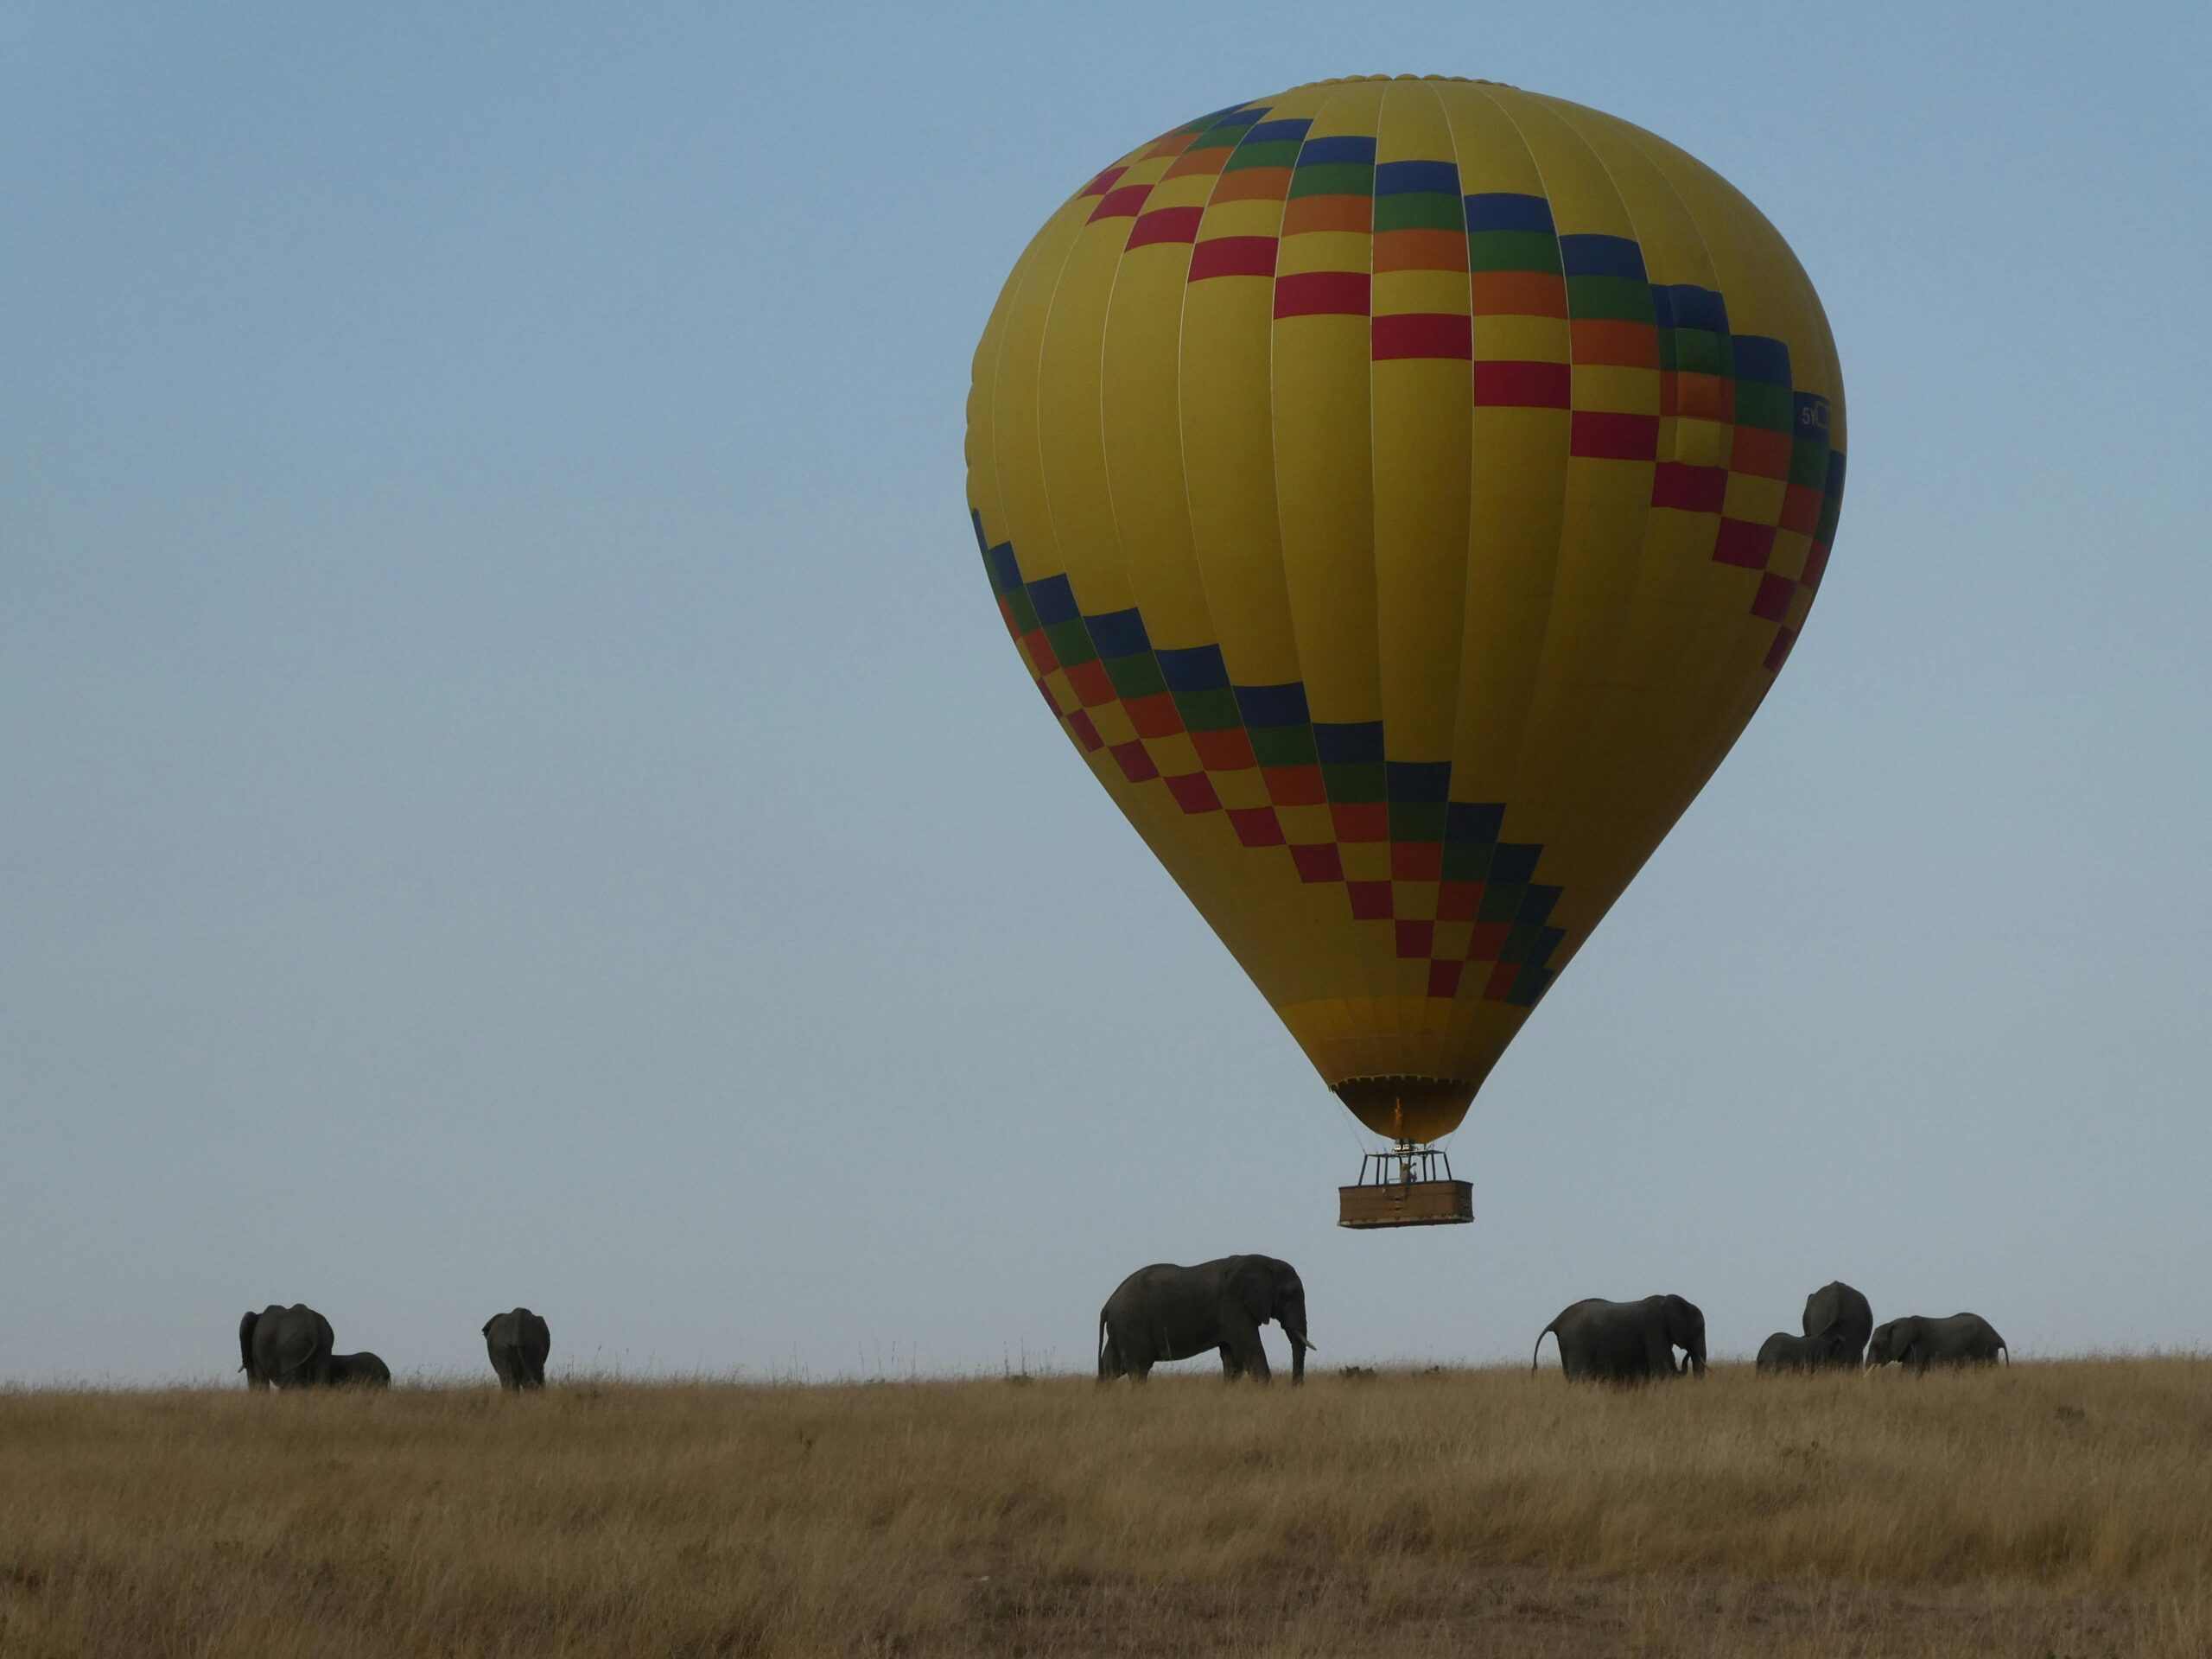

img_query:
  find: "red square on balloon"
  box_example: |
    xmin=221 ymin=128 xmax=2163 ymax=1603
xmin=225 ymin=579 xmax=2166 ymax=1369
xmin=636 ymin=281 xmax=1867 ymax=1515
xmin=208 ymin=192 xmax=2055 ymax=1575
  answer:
xmin=1227 ymin=807 xmax=1285 ymax=847
xmin=1713 ymin=518 xmax=1776 ymax=569
xmin=1109 ymin=741 xmax=1158 ymax=784
xmin=1437 ymin=881 xmax=1484 ymax=921
xmin=1390 ymin=842 xmax=1443 ymax=881
xmin=1192 ymin=728 xmax=1256 ymax=771
xmin=1346 ymin=880 xmax=1392 ymax=921
xmin=1165 ymin=772 xmax=1220 ymax=814
xmin=1125 ymin=691 xmax=1184 ymax=738
xmin=1332 ymin=803 xmax=1389 ymax=842
xmin=1465 ymin=922 xmax=1510 ymax=960
xmin=1064 ymin=659 xmax=1116 ymax=708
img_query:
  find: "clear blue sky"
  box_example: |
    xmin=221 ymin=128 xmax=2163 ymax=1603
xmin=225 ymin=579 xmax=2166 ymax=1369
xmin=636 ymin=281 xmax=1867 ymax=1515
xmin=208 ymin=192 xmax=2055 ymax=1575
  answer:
xmin=4 ymin=3 xmax=2208 ymax=1383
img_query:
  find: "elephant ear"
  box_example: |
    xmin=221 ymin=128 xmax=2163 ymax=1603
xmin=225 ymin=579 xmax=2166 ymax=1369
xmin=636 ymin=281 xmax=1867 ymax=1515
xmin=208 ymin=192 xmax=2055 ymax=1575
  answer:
xmin=1226 ymin=1257 xmax=1273 ymax=1325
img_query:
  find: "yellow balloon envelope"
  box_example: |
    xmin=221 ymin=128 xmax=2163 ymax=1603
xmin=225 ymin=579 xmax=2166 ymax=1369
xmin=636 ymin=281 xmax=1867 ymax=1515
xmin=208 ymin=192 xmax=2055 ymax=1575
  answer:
xmin=965 ymin=77 xmax=1846 ymax=1147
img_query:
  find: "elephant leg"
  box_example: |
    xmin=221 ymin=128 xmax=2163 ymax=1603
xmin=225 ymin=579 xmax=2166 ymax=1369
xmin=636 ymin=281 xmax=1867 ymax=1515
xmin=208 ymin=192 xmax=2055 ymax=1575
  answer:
xmin=1224 ymin=1330 xmax=1269 ymax=1383
xmin=1217 ymin=1314 xmax=1268 ymax=1383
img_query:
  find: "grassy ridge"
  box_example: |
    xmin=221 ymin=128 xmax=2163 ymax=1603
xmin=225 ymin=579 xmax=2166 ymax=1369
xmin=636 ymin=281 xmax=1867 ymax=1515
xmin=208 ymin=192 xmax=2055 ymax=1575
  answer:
xmin=2 ymin=1360 xmax=2208 ymax=1656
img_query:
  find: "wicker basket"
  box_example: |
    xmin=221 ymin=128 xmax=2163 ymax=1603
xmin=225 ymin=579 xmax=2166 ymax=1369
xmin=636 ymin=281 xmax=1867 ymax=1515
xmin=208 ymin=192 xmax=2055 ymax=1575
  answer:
xmin=1338 ymin=1179 xmax=1474 ymax=1229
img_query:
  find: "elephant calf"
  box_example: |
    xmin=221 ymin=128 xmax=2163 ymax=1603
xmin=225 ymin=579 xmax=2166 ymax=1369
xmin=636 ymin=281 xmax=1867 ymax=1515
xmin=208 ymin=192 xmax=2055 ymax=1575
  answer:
xmin=1533 ymin=1294 xmax=1707 ymax=1382
xmin=1099 ymin=1255 xmax=1311 ymax=1384
xmin=327 ymin=1351 xmax=391 ymax=1388
xmin=1757 ymin=1329 xmax=1846 ymax=1373
xmin=1867 ymin=1313 xmax=2007 ymax=1370
xmin=484 ymin=1307 xmax=551 ymax=1391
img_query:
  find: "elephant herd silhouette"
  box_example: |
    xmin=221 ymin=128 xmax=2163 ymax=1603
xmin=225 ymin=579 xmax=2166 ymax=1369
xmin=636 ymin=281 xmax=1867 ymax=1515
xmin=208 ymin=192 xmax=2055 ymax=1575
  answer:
xmin=233 ymin=1271 xmax=2009 ymax=1391
xmin=1528 ymin=1281 xmax=2009 ymax=1382
xmin=235 ymin=1304 xmax=549 ymax=1391
xmin=1093 ymin=1259 xmax=2008 ymax=1385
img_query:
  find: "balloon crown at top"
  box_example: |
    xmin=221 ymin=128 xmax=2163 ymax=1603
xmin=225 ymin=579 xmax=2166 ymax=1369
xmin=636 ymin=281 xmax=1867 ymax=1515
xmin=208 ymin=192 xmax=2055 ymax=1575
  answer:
xmin=1309 ymin=74 xmax=1513 ymax=86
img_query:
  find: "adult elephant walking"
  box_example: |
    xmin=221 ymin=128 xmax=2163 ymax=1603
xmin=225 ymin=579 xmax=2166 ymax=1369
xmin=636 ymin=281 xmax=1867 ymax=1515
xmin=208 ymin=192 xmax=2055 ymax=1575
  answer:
xmin=1867 ymin=1313 xmax=2007 ymax=1370
xmin=1098 ymin=1255 xmax=1310 ymax=1384
xmin=238 ymin=1304 xmax=334 ymax=1389
xmin=327 ymin=1352 xmax=391 ymax=1388
xmin=1802 ymin=1280 xmax=1874 ymax=1368
xmin=483 ymin=1308 xmax=550 ymax=1391
xmin=1533 ymin=1295 xmax=1707 ymax=1382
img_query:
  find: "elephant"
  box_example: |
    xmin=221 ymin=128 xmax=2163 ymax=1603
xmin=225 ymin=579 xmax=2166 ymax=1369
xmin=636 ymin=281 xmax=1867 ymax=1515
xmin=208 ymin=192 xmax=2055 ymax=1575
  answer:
xmin=1801 ymin=1280 xmax=1874 ymax=1368
xmin=1757 ymin=1328 xmax=1847 ymax=1373
xmin=1866 ymin=1313 xmax=2008 ymax=1370
xmin=1098 ymin=1255 xmax=1311 ymax=1384
xmin=327 ymin=1351 xmax=391 ymax=1388
xmin=1532 ymin=1294 xmax=1707 ymax=1382
xmin=238 ymin=1304 xmax=334 ymax=1389
xmin=483 ymin=1307 xmax=550 ymax=1391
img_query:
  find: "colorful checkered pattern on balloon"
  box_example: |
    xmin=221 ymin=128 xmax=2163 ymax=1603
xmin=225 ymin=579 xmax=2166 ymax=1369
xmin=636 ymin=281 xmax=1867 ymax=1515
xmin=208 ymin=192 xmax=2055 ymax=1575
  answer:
xmin=1083 ymin=106 xmax=1847 ymax=666
xmin=976 ymin=518 xmax=1564 ymax=1008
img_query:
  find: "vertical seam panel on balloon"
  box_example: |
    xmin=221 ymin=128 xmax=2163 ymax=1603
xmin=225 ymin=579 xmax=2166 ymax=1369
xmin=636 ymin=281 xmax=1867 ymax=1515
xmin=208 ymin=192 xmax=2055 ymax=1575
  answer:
xmin=1541 ymin=95 xmax=1682 ymax=903
xmin=1164 ymin=102 xmax=1281 ymax=992
xmin=1611 ymin=119 xmax=1818 ymax=802
xmin=1630 ymin=126 xmax=1838 ymax=828
xmin=1594 ymin=117 xmax=1771 ymax=766
xmin=1464 ymin=83 xmax=1573 ymax=875
xmin=1026 ymin=161 xmax=1121 ymax=755
xmin=1283 ymin=82 xmax=1387 ymax=1084
xmin=1575 ymin=102 xmax=1760 ymax=844
xmin=1090 ymin=133 xmax=1205 ymax=855
xmin=983 ymin=206 xmax=1084 ymax=702
xmin=1251 ymin=89 xmax=1354 ymax=1079
xmin=1356 ymin=82 xmax=1399 ymax=1081
xmin=1424 ymin=78 xmax=1478 ymax=1092
xmin=1417 ymin=73 xmax=1476 ymax=1094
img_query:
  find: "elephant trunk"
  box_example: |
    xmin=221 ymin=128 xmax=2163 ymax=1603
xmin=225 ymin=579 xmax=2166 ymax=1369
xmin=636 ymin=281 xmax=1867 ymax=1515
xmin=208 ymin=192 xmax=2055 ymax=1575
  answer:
xmin=1287 ymin=1327 xmax=1308 ymax=1384
xmin=1687 ymin=1338 xmax=1707 ymax=1378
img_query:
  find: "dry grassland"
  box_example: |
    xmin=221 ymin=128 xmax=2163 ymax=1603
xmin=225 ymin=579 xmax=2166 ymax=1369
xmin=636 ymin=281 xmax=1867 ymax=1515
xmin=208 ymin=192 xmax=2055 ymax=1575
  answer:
xmin=2 ymin=1359 xmax=2209 ymax=1656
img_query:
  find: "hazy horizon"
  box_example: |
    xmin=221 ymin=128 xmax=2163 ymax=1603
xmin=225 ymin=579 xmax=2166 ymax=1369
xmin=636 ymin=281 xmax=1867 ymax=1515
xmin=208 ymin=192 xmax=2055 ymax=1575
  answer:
xmin=5 ymin=3 xmax=2208 ymax=1387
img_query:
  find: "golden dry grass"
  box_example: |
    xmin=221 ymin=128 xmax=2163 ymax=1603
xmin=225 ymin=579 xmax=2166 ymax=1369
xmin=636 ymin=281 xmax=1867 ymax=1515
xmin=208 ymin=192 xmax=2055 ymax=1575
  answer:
xmin=3 ymin=1359 xmax=2209 ymax=1656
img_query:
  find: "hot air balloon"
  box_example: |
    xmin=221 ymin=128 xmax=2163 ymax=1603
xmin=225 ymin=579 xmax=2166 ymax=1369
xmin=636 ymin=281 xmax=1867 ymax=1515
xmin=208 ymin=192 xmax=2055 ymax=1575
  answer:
xmin=964 ymin=76 xmax=1846 ymax=1226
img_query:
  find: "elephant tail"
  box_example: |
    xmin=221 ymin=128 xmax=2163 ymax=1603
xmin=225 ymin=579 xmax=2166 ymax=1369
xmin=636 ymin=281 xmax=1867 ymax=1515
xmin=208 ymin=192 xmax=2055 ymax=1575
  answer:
xmin=1531 ymin=1324 xmax=1556 ymax=1374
